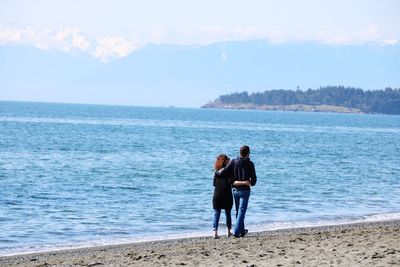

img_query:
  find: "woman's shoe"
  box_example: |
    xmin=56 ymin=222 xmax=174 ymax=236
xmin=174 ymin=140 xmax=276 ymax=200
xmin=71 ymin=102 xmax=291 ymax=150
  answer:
xmin=227 ymin=230 xmax=232 ymax=238
xmin=213 ymin=230 xmax=219 ymax=239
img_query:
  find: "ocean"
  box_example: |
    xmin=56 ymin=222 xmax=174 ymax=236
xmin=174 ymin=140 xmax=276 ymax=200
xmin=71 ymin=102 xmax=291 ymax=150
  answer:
xmin=0 ymin=101 xmax=399 ymax=256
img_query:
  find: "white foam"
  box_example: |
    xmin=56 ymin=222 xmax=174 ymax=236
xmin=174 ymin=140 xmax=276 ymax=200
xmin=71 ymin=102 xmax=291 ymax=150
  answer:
xmin=249 ymin=212 xmax=400 ymax=232
xmin=0 ymin=231 xmax=210 ymax=257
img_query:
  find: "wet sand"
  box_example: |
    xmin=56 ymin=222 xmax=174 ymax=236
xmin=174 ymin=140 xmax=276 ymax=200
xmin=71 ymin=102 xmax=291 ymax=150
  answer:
xmin=1 ymin=220 xmax=399 ymax=266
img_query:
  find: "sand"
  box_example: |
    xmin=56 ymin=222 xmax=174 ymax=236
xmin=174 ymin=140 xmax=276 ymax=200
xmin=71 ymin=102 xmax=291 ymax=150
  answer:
xmin=1 ymin=220 xmax=399 ymax=266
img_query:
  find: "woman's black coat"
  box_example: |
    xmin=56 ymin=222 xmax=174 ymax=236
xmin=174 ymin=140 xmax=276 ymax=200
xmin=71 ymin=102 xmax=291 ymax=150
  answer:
xmin=212 ymin=171 xmax=233 ymax=210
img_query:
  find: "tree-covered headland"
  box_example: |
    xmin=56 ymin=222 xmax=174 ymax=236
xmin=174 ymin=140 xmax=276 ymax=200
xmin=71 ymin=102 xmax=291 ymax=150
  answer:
xmin=202 ymin=86 xmax=400 ymax=114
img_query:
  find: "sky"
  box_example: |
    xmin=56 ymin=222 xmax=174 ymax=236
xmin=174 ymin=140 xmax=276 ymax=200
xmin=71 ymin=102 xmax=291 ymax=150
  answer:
xmin=0 ymin=0 xmax=399 ymax=106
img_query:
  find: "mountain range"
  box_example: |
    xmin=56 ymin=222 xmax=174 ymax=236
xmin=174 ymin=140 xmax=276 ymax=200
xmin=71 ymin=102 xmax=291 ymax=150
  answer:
xmin=1 ymin=41 xmax=399 ymax=107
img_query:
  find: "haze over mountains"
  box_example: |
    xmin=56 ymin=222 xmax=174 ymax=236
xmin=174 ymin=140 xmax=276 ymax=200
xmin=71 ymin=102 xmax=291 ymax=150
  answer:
xmin=1 ymin=41 xmax=399 ymax=107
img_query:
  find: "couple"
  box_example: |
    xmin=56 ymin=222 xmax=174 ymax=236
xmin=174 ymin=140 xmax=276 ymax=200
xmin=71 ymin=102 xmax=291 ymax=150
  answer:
xmin=212 ymin=145 xmax=257 ymax=239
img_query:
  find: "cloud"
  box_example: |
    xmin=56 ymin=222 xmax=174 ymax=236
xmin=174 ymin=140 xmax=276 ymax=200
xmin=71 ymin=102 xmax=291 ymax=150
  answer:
xmin=53 ymin=28 xmax=90 ymax=50
xmin=0 ymin=27 xmax=91 ymax=53
xmin=54 ymin=28 xmax=75 ymax=42
xmin=0 ymin=27 xmax=50 ymax=48
xmin=381 ymin=38 xmax=399 ymax=45
xmin=53 ymin=28 xmax=90 ymax=51
xmin=94 ymin=36 xmax=141 ymax=61
xmin=234 ymin=26 xmax=261 ymax=39
xmin=0 ymin=24 xmax=399 ymax=62
xmin=316 ymin=24 xmax=385 ymax=45
xmin=149 ymin=26 xmax=168 ymax=44
xmin=0 ymin=28 xmax=22 ymax=43
xmin=72 ymin=34 xmax=90 ymax=51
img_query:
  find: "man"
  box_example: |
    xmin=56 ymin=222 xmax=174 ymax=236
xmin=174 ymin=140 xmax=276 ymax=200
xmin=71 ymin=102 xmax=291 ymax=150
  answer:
xmin=217 ymin=145 xmax=257 ymax=237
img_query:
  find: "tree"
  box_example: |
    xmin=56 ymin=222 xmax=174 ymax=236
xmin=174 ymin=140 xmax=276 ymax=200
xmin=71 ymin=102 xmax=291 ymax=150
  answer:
xmin=215 ymin=86 xmax=400 ymax=114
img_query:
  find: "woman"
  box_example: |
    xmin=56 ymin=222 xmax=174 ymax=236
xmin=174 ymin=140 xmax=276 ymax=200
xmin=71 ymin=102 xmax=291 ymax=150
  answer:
xmin=212 ymin=154 xmax=233 ymax=239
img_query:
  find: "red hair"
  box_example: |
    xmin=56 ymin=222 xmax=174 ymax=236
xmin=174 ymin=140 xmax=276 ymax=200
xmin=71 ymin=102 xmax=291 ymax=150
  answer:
xmin=214 ymin=154 xmax=229 ymax=170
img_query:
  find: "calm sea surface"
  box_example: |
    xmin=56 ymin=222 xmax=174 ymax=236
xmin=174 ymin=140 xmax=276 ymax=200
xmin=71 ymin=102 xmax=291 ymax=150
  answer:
xmin=0 ymin=101 xmax=399 ymax=255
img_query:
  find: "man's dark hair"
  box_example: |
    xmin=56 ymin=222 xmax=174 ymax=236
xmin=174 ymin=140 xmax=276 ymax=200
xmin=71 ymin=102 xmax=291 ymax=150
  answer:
xmin=240 ymin=145 xmax=250 ymax=157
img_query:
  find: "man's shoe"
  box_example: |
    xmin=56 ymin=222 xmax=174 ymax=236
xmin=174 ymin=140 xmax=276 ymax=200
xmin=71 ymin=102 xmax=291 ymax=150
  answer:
xmin=240 ymin=229 xmax=248 ymax=237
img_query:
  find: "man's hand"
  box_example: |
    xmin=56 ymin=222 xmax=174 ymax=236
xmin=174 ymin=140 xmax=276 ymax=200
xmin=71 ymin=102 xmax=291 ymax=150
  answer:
xmin=233 ymin=179 xmax=252 ymax=187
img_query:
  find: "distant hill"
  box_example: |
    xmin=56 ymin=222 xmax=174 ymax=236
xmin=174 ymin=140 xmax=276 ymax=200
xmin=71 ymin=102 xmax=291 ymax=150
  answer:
xmin=1 ymin=41 xmax=400 ymax=107
xmin=202 ymin=86 xmax=400 ymax=114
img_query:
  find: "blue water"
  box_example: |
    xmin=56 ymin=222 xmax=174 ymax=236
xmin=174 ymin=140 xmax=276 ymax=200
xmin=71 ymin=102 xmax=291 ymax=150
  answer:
xmin=1 ymin=101 xmax=400 ymax=256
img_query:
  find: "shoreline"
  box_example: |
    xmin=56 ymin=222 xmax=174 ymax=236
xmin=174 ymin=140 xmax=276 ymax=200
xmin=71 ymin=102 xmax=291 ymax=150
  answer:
xmin=201 ymin=103 xmax=365 ymax=114
xmin=2 ymin=213 xmax=399 ymax=258
xmin=1 ymin=220 xmax=399 ymax=266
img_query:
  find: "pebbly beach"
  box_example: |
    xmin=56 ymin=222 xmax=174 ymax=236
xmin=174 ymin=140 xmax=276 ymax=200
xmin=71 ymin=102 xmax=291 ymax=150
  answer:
xmin=1 ymin=220 xmax=399 ymax=267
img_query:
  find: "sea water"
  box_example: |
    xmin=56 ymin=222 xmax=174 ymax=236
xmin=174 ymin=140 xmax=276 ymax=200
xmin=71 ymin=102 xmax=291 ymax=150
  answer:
xmin=0 ymin=101 xmax=399 ymax=256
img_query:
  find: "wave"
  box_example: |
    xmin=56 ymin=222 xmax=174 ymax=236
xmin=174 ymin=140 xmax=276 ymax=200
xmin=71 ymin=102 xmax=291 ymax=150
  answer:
xmin=250 ymin=212 xmax=400 ymax=232
xmin=1 ymin=116 xmax=399 ymax=134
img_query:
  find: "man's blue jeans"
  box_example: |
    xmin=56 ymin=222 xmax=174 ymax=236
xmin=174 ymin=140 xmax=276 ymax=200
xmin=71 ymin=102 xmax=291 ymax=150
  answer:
xmin=233 ymin=188 xmax=250 ymax=236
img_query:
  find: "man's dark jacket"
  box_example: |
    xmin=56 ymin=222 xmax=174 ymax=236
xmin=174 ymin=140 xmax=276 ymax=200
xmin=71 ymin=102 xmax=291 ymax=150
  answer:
xmin=217 ymin=157 xmax=257 ymax=191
